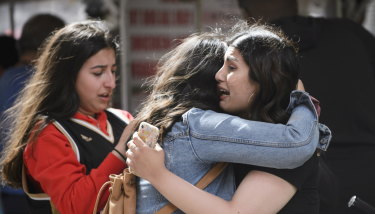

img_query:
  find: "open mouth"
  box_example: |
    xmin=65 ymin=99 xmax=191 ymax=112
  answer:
xmin=99 ymin=93 xmax=111 ymax=98
xmin=218 ymin=88 xmax=230 ymax=96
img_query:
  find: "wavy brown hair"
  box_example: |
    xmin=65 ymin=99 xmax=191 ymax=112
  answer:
xmin=134 ymin=32 xmax=227 ymax=141
xmin=0 ymin=20 xmax=119 ymax=188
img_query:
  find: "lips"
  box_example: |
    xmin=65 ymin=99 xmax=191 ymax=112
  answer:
xmin=217 ymin=86 xmax=229 ymax=100
xmin=99 ymin=93 xmax=109 ymax=97
xmin=217 ymin=86 xmax=229 ymax=95
xmin=98 ymin=92 xmax=111 ymax=101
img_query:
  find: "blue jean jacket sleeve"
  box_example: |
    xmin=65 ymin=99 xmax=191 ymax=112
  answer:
xmin=183 ymin=90 xmax=332 ymax=169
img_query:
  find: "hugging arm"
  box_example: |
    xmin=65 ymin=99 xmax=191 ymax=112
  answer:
xmin=125 ymin=91 xmax=330 ymax=213
xmin=126 ymin=138 xmax=296 ymax=214
xmin=187 ymin=91 xmax=328 ymax=169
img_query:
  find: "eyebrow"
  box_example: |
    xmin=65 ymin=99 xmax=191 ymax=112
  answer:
xmin=90 ymin=64 xmax=116 ymax=69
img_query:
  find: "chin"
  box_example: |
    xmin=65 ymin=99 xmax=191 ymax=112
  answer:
xmin=98 ymin=107 xmax=107 ymax=112
xmin=221 ymin=107 xmax=234 ymax=114
xmin=99 ymin=103 xmax=110 ymax=110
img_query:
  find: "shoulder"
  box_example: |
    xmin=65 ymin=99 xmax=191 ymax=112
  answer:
xmin=106 ymin=108 xmax=133 ymax=124
xmin=182 ymin=107 xmax=243 ymax=133
xmin=183 ymin=108 xmax=229 ymax=121
xmin=183 ymin=107 xmax=243 ymax=126
xmin=38 ymin=122 xmax=67 ymax=141
xmin=183 ymin=107 xmax=205 ymax=118
xmin=24 ymin=122 xmax=71 ymax=158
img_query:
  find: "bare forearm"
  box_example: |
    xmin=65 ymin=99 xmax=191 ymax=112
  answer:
xmin=148 ymin=168 xmax=235 ymax=214
xmin=147 ymin=168 xmax=295 ymax=214
xmin=126 ymin=128 xmax=296 ymax=214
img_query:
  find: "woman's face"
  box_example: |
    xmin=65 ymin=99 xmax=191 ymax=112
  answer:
xmin=76 ymin=48 xmax=117 ymax=116
xmin=215 ymin=47 xmax=258 ymax=116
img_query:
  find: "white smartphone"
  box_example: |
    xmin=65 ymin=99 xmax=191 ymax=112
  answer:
xmin=137 ymin=122 xmax=159 ymax=148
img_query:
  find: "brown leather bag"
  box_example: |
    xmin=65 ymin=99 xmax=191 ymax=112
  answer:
xmin=93 ymin=168 xmax=136 ymax=214
xmin=93 ymin=162 xmax=228 ymax=214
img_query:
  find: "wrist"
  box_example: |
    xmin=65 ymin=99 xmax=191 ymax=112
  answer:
xmin=112 ymin=148 xmax=126 ymax=164
xmin=147 ymin=165 xmax=169 ymax=184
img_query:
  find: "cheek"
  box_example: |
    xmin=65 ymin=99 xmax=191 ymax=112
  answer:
xmin=76 ymin=86 xmax=88 ymax=104
xmin=234 ymin=79 xmax=256 ymax=104
xmin=229 ymin=76 xmax=253 ymax=93
xmin=76 ymin=79 xmax=95 ymax=101
xmin=240 ymin=74 xmax=257 ymax=93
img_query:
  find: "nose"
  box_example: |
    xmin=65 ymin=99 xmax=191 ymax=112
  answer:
xmin=215 ymin=65 xmax=225 ymax=83
xmin=104 ymin=71 xmax=116 ymax=89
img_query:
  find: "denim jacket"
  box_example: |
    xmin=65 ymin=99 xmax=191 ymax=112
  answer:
xmin=136 ymin=91 xmax=332 ymax=214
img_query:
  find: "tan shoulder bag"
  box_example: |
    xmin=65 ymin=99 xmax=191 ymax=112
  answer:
xmin=93 ymin=162 xmax=228 ymax=214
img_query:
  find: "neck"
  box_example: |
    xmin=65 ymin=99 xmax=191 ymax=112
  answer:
xmin=78 ymin=109 xmax=96 ymax=118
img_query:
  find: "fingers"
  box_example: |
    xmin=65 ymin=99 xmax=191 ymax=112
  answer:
xmin=125 ymin=158 xmax=137 ymax=175
xmin=125 ymin=157 xmax=133 ymax=169
xmin=125 ymin=142 xmax=136 ymax=170
xmin=154 ymin=143 xmax=163 ymax=151
xmin=116 ymin=121 xmax=138 ymax=153
xmin=126 ymin=139 xmax=145 ymax=158
xmin=127 ymin=140 xmax=137 ymax=151
xmin=125 ymin=140 xmax=142 ymax=175
xmin=119 ymin=120 xmax=137 ymax=143
xmin=132 ymin=132 xmax=147 ymax=147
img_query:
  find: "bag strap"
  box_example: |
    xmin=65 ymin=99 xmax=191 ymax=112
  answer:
xmin=92 ymin=122 xmax=136 ymax=214
xmin=92 ymin=180 xmax=113 ymax=214
xmin=156 ymin=162 xmax=228 ymax=214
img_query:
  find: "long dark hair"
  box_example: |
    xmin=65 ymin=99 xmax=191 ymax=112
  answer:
xmin=0 ymin=20 xmax=119 ymax=187
xmin=135 ymin=32 xmax=227 ymax=140
xmin=228 ymin=21 xmax=299 ymax=123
